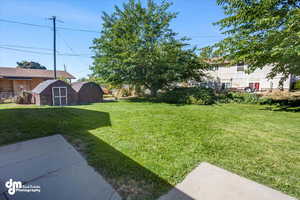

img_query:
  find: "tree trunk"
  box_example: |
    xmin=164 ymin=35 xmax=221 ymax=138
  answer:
xmin=150 ymin=88 xmax=158 ymax=97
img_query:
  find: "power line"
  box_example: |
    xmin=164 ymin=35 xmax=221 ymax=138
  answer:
xmin=0 ymin=18 xmax=100 ymax=33
xmin=57 ymin=27 xmax=100 ymax=33
xmin=0 ymin=18 xmax=226 ymax=38
xmin=0 ymin=46 xmax=92 ymax=57
xmin=0 ymin=19 xmax=50 ymax=29
xmin=0 ymin=44 xmax=91 ymax=55
xmin=0 ymin=44 xmax=54 ymax=51
xmin=57 ymin=31 xmax=93 ymax=74
xmin=57 ymin=31 xmax=78 ymax=54
xmin=0 ymin=46 xmax=53 ymax=55
xmin=57 ymin=34 xmax=93 ymax=56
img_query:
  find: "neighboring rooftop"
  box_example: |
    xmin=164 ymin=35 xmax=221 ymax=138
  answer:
xmin=0 ymin=67 xmax=75 ymax=79
xmin=204 ymin=57 xmax=231 ymax=65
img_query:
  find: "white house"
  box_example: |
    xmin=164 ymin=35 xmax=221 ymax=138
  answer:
xmin=201 ymin=64 xmax=294 ymax=91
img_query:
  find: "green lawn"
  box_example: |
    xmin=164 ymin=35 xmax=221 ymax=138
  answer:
xmin=0 ymin=102 xmax=299 ymax=199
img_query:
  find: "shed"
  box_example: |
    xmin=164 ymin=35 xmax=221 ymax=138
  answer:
xmin=72 ymin=82 xmax=103 ymax=104
xmin=32 ymin=80 xmax=78 ymax=106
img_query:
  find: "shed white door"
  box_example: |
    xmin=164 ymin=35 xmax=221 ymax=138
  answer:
xmin=52 ymin=87 xmax=67 ymax=106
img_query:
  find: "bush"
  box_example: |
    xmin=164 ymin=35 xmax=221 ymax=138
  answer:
xmin=294 ymin=80 xmax=300 ymax=90
xmin=259 ymin=98 xmax=300 ymax=106
xmin=16 ymin=91 xmax=32 ymax=104
xmin=217 ymin=92 xmax=261 ymax=104
xmin=159 ymin=87 xmax=216 ymax=105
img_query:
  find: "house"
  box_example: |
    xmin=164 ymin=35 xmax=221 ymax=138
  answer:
xmin=31 ymin=80 xmax=78 ymax=106
xmin=71 ymin=82 xmax=104 ymax=104
xmin=0 ymin=67 xmax=75 ymax=99
xmin=200 ymin=64 xmax=294 ymax=91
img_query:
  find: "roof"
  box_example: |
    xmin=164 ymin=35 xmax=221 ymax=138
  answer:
xmin=71 ymin=82 xmax=102 ymax=92
xmin=71 ymin=82 xmax=87 ymax=92
xmin=0 ymin=67 xmax=76 ymax=79
xmin=32 ymin=79 xmax=58 ymax=94
xmin=204 ymin=57 xmax=231 ymax=65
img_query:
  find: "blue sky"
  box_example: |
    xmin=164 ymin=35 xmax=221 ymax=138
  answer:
xmin=0 ymin=0 xmax=225 ymax=79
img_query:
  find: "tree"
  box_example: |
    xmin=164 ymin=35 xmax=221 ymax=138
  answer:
xmin=213 ymin=0 xmax=300 ymax=80
xmin=77 ymin=77 xmax=89 ymax=82
xmin=91 ymin=0 xmax=205 ymax=96
xmin=16 ymin=61 xmax=47 ymax=70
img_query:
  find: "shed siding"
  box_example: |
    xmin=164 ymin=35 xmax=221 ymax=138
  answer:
xmin=71 ymin=82 xmax=103 ymax=104
xmin=78 ymin=84 xmax=103 ymax=103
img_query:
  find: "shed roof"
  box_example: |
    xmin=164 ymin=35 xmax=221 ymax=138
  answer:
xmin=71 ymin=82 xmax=103 ymax=93
xmin=0 ymin=67 xmax=76 ymax=79
xmin=32 ymin=80 xmax=58 ymax=94
xmin=71 ymin=82 xmax=87 ymax=92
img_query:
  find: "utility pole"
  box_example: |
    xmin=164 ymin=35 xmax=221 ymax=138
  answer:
xmin=49 ymin=16 xmax=57 ymax=79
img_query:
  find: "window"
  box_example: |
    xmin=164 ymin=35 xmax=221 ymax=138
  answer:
xmin=237 ymin=63 xmax=244 ymax=72
xmin=221 ymin=82 xmax=232 ymax=89
xmin=249 ymin=82 xmax=260 ymax=91
xmin=52 ymin=87 xmax=67 ymax=106
xmin=213 ymin=66 xmax=219 ymax=71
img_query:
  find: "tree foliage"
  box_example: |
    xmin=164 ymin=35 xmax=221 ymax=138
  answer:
xmin=78 ymin=75 xmax=107 ymax=86
xmin=213 ymin=0 xmax=300 ymax=79
xmin=91 ymin=0 xmax=205 ymax=96
xmin=16 ymin=61 xmax=47 ymax=70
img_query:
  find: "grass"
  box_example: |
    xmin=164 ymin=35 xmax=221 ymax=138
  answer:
xmin=0 ymin=101 xmax=299 ymax=199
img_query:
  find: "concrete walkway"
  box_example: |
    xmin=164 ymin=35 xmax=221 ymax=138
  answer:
xmin=0 ymin=135 xmax=121 ymax=200
xmin=159 ymin=162 xmax=297 ymax=200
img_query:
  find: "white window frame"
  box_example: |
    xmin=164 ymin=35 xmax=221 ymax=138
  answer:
xmin=52 ymin=87 xmax=68 ymax=106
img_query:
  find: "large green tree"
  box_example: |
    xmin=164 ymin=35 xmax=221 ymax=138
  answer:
xmin=213 ymin=0 xmax=300 ymax=79
xmin=91 ymin=0 xmax=205 ymax=96
xmin=17 ymin=61 xmax=47 ymax=70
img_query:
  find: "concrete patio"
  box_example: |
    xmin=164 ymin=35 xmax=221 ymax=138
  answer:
xmin=159 ymin=162 xmax=297 ymax=200
xmin=0 ymin=135 xmax=121 ymax=200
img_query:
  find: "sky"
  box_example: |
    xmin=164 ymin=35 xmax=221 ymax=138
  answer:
xmin=0 ymin=0 xmax=225 ymax=80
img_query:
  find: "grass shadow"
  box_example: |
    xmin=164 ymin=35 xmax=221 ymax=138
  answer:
xmin=261 ymin=106 xmax=300 ymax=112
xmin=260 ymin=99 xmax=300 ymax=113
xmin=0 ymin=107 xmax=192 ymax=200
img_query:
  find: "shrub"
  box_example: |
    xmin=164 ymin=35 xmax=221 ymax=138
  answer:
xmin=294 ymin=80 xmax=300 ymax=90
xmin=16 ymin=91 xmax=32 ymax=104
xmin=217 ymin=92 xmax=261 ymax=104
xmin=258 ymin=97 xmax=275 ymax=105
xmin=259 ymin=98 xmax=300 ymax=106
xmin=159 ymin=87 xmax=216 ymax=105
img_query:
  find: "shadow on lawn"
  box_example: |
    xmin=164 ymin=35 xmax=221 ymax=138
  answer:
xmin=0 ymin=107 xmax=192 ymax=200
xmin=262 ymin=106 xmax=300 ymax=112
xmin=260 ymin=99 xmax=300 ymax=113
